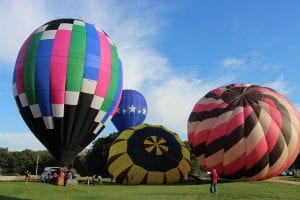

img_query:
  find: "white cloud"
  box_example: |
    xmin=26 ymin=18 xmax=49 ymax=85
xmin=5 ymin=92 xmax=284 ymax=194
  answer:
xmin=265 ymin=75 xmax=291 ymax=95
xmin=222 ymin=57 xmax=245 ymax=68
xmin=0 ymin=0 xmax=231 ymax=148
xmin=0 ymin=132 xmax=45 ymax=151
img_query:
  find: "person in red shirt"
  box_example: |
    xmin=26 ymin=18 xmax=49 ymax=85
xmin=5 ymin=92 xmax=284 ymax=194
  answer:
xmin=210 ymin=169 xmax=219 ymax=193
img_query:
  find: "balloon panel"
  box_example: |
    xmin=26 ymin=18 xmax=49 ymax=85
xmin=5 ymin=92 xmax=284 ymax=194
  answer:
xmin=112 ymin=89 xmax=147 ymax=132
xmin=108 ymin=124 xmax=191 ymax=184
xmin=13 ymin=19 xmax=123 ymax=164
xmin=188 ymin=83 xmax=300 ymax=180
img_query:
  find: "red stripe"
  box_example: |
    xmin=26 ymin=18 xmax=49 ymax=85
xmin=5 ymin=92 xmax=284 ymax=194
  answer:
xmin=246 ymin=137 xmax=268 ymax=169
xmin=223 ymin=153 xmax=246 ymax=175
xmin=207 ymin=162 xmax=224 ymax=175
xmin=226 ymin=106 xmax=252 ymax=137
xmin=262 ymin=99 xmax=282 ymax=153
xmin=192 ymin=102 xmax=228 ymax=112
xmin=192 ymin=129 xmax=210 ymax=145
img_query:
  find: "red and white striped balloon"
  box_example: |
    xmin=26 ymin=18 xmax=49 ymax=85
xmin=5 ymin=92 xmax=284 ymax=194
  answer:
xmin=188 ymin=83 xmax=300 ymax=181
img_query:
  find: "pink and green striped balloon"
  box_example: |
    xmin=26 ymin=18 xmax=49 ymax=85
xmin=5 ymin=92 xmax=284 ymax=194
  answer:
xmin=13 ymin=19 xmax=123 ymax=165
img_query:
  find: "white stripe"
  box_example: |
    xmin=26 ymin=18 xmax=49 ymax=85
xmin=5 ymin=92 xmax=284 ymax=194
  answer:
xmin=29 ymin=104 xmax=42 ymax=118
xmin=19 ymin=93 xmax=29 ymax=107
xmin=95 ymin=26 xmax=103 ymax=33
xmin=35 ymin=25 xmax=48 ymax=33
xmin=95 ymin=110 xmax=106 ymax=123
xmin=81 ymin=79 xmax=97 ymax=94
xmin=90 ymin=96 xmax=104 ymax=109
xmin=43 ymin=116 xmax=54 ymax=129
xmin=58 ymin=23 xmax=73 ymax=30
xmin=13 ymin=83 xmax=18 ymax=97
xmin=74 ymin=20 xmax=85 ymax=26
xmin=65 ymin=91 xmax=79 ymax=105
xmin=104 ymin=115 xmax=112 ymax=126
xmin=107 ymin=37 xmax=115 ymax=46
xmin=52 ymin=104 xmax=64 ymax=118
xmin=93 ymin=123 xmax=104 ymax=134
xmin=41 ymin=30 xmax=57 ymax=40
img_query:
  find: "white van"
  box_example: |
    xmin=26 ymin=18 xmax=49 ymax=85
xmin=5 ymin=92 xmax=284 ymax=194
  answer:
xmin=40 ymin=167 xmax=61 ymax=182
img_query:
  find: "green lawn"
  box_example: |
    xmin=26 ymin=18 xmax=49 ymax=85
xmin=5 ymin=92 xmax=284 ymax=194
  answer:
xmin=0 ymin=180 xmax=299 ymax=200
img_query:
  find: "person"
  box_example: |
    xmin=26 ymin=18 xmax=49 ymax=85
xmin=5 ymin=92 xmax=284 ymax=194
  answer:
xmin=97 ymin=175 xmax=103 ymax=185
xmin=210 ymin=169 xmax=219 ymax=193
xmin=91 ymin=175 xmax=97 ymax=185
xmin=65 ymin=170 xmax=73 ymax=186
xmin=24 ymin=170 xmax=31 ymax=184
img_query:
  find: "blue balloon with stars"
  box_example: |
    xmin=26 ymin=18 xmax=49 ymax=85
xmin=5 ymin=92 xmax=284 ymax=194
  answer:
xmin=112 ymin=89 xmax=147 ymax=132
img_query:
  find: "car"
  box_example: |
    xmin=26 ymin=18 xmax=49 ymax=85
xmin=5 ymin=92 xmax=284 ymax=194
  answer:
xmin=286 ymin=169 xmax=294 ymax=176
xmin=40 ymin=167 xmax=61 ymax=182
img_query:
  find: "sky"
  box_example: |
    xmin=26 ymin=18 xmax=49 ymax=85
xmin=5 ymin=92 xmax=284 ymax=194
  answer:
xmin=1 ymin=0 xmax=300 ymax=151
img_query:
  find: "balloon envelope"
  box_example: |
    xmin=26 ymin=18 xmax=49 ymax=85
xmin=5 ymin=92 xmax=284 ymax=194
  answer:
xmin=188 ymin=83 xmax=300 ymax=181
xmin=112 ymin=89 xmax=147 ymax=132
xmin=108 ymin=124 xmax=191 ymax=184
xmin=13 ymin=19 xmax=123 ymax=165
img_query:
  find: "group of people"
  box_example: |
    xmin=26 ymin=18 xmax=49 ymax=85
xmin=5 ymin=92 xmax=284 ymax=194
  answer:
xmin=87 ymin=174 xmax=103 ymax=185
xmin=48 ymin=169 xmax=73 ymax=186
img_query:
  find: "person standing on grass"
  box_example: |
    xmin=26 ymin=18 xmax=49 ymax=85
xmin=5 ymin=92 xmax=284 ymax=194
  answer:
xmin=210 ymin=169 xmax=219 ymax=193
xmin=24 ymin=170 xmax=31 ymax=184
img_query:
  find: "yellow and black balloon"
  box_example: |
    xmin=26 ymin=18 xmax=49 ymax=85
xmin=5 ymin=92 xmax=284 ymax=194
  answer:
xmin=108 ymin=124 xmax=191 ymax=184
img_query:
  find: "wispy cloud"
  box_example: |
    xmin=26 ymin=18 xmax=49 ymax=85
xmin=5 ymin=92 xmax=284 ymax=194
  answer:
xmin=265 ymin=75 xmax=291 ymax=95
xmin=222 ymin=57 xmax=245 ymax=68
xmin=0 ymin=132 xmax=45 ymax=151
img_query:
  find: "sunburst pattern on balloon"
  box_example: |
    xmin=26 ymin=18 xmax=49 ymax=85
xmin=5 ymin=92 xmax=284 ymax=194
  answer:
xmin=144 ymin=136 xmax=169 ymax=155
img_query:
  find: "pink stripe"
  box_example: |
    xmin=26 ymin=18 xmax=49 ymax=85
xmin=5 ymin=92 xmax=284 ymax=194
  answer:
xmin=193 ymin=129 xmax=210 ymax=145
xmin=246 ymin=138 xmax=268 ymax=169
xmin=224 ymin=153 xmax=246 ymax=175
xmin=212 ymin=88 xmax=222 ymax=96
xmin=16 ymin=34 xmax=34 ymax=94
xmin=192 ymin=102 xmax=228 ymax=112
xmin=226 ymin=106 xmax=253 ymax=137
xmin=111 ymin=88 xmax=123 ymax=116
xmin=262 ymin=98 xmax=282 ymax=153
xmin=50 ymin=30 xmax=71 ymax=104
xmin=95 ymin=32 xmax=111 ymax=97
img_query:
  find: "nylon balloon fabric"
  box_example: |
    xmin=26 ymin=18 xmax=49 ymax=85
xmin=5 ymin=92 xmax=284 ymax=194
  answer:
xmin=108 ymin=124 xmax=191 ymax=184
xmin=12 ymin=19 xmax=123 ymax=165
xmin=112 ymin=89 xmax=147 ymax=132
xmin=188 ymin=83 xmax=300 ymax=181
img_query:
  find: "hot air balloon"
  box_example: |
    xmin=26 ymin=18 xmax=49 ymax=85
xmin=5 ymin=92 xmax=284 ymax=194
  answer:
xmin=188 ymin=83 xmax=300 ymax=181
xmin=111 ymin=89 xmax=147 ymax=132
xmin=108 ymin=124 xmax=191 ymax=184
xmin=12 ymin=19 xmax=123 ymax=165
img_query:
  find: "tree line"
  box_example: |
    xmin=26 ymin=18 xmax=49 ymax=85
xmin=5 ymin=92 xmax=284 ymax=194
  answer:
xmin=0 ymin=132 xmax=298 ymax=177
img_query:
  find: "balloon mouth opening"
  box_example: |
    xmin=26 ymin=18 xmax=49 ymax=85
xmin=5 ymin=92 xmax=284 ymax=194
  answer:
xmin=221 ymin=86 xmax=264 ymax=107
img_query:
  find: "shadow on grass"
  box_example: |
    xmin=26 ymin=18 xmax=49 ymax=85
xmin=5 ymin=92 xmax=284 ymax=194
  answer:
xmin=0 ymin=195 xmax=30 ymax=200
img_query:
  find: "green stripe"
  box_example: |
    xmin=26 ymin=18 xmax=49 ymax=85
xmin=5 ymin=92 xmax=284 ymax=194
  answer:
xmin=66 ymin=24 xmax=86 ymax=91
xmin=100 ymin=45 xmax=120 ymax=111
xmin=23 ymin=32 xmax=42 ymax=105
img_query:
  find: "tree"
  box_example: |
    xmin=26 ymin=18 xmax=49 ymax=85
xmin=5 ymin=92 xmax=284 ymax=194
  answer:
xmin=84 ymin=132 xmax=119 ymax=177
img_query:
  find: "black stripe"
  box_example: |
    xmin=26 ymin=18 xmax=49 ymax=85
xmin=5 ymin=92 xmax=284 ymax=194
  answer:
xmin=191 ymin=142 xmax=206 ymax=157
xmin=269 ymin=134 xmax=286 ymax=166
xmin=69 ymin=93 xmax=93 ymax=147
xmin=204 ymin=91 xmax=221 ymax=99
xmin=221 ymin=167 xmax=246 ymax=180
xmin=188 ymin=106 xmax=233 ymax=122
xmin=45 ymin=19 xmax=75 ymax=30
xmin=246 ymin=153 xmax=269 ymax=178
xmin=63 ymin=105 xmax=77 ymax=146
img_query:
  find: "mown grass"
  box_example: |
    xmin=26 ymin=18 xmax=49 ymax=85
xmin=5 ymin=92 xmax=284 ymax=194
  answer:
xmin=0 ymin=180 xmax=299 ymax=200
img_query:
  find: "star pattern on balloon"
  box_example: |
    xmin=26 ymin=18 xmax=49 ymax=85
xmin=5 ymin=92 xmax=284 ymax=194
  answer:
xmin=117 ymin=105 xmax=147 ymax=115
xmin=129 ymin=105 xmax=136 ymax=113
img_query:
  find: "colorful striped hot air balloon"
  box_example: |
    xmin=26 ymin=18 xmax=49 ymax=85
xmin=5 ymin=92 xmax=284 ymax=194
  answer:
xmin=112 ymin=89 xmax=147 ymax=132
xmin=12 ymin=19 xmax=123 ymax=165
xmin=188 ymin=83 xmax=300 ymax=181
xmin=108 ymin=124 xmax=191 ymax=184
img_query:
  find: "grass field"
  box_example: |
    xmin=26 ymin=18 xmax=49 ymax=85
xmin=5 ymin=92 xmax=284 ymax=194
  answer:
xmin=0 ymin=179 xmax=299 ymax=200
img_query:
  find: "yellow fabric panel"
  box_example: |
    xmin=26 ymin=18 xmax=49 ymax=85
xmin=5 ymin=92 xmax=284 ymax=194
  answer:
xmin=144 ymin=139 xmax=153 ymax=144
xmin=108 ymin=153 xmax=132 ymax=175
xmin=127 ymin=165 xmax=147 ymax=184
xmin=109 ymin=140 xmax=127 ymax=157
xmin=147 ymin=171 xmax=164 ymax=184
xmin=165 ymin=168 xmax=180 ymax=183
xmin=145 ymin=145 xmax=155 ymax=153
xmin=181 ymin=145 xmax=190 ymax=160
xmin=178 ymin=159 xmax=191 ymax=175
xmin=156 ymin=147 xmax=162 ymax=155
xmin=157 ymin=137 xmax=166 ymax=144
xmin=117 ymin=129 xmax=133 ymax=140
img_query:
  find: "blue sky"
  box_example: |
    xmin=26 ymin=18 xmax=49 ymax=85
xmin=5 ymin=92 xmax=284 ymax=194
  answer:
xmin=1 ymin=0 xmax=300 ymax=151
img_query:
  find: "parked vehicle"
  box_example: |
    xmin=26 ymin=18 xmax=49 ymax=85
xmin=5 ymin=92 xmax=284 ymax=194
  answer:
xmin=40 ymin=167 xmax=61 ymax=182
